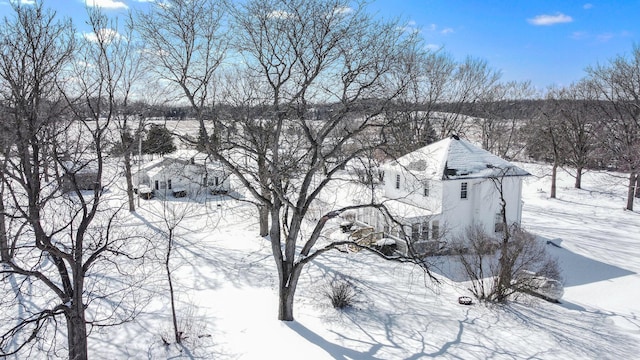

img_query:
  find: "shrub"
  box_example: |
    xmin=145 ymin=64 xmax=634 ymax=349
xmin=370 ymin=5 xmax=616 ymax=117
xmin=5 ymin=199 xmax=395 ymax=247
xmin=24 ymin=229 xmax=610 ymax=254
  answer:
xmin=324 ymin=280 xmax=357 ymax=310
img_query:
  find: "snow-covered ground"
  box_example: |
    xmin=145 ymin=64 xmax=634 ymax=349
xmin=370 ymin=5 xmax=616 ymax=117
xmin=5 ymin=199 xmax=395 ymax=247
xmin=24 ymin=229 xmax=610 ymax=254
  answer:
xmin=66 ymin=163 xmax=640 ymax=358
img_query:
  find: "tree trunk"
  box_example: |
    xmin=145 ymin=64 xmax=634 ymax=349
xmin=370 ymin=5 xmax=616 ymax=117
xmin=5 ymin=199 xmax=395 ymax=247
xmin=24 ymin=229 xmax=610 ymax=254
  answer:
xmin=0 ymin=185 xmax=9 ymax=262
xmin=575 ymin=166 xmax=583 ymax=189
xmin=627 ymin=172 xmax=637 ymax=211
xmin=66 ymin=305 xmax=88 ymax=360
xmin=495 ymin=193 xmax=512 ymax=303
xmin=635 ymin=173 xmax=640 ymax=199
xmin=277 ymin=266 xmax=302 ymax=321
xmin=278 ymin=284 xmax=295 ymax=321
xmin=123 ymin=151 xmax=135 ymax=212
xmin=258 ymin=157 xmax=270 ymax=237
xmin=259 ymin=205 xmax=269 ymax=237
xmin=550 ymin=162 xmax=558 ymax=199
xmin=166 ymin=229 xmax=180 ymax=344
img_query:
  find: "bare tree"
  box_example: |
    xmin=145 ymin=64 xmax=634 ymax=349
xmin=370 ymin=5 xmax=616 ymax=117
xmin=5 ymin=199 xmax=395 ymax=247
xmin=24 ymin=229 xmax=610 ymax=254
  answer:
xmin=155 ymin=193 xmax=211 ymax=346
xmin=552 ymin=80 xmax=600 ymax=189
xmin=135 ymin=0 xmax=227 ymax=121
xmin=435 ymin=56 xmax=501 ymax=138
xmin=215 ymin=68 xmax=276 ymax=236
xmin=586 ymin=46 xmax=640 ymax=210
xmin=475 ymin=80 xmax=537 ymax=159
xmin=107 ymin=13 xmax=146 ymax=212
xmin=211 ymin=0 xmax=434 ymax=321
xmin=383 ymin=48 xmax=453 ymax=156
xmin=523 ymin=88 xmax=567 ymax=199
xmin=0 ymin=4 xmax=146 ymax=358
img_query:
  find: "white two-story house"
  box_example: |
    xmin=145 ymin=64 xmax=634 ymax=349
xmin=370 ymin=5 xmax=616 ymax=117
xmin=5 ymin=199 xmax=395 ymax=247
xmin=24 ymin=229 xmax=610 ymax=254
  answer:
xmin=355 ymin=135 xmax=529 ymax=252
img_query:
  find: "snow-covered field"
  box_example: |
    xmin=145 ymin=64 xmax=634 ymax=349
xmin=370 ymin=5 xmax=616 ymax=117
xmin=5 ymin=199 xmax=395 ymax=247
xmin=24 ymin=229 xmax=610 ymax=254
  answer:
xmin=81 ymin=163 xmax=640 ymax=358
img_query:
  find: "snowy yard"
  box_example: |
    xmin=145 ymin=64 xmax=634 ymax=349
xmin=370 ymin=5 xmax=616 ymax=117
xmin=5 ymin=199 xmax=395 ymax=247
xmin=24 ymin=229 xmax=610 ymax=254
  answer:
xmin=84 ymin=163 xmax=640 ymax=359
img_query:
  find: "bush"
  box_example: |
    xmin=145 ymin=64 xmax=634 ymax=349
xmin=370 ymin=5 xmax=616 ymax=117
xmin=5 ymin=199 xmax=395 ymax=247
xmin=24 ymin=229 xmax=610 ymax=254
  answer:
xmin=324 ymin=280 xmax=357 ymax=310
xmin=453 ymin=224 xmax=562 ymax=303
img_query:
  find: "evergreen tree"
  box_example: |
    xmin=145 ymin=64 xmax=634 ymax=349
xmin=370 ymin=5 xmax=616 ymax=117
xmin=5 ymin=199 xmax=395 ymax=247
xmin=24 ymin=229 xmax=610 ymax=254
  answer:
xmin=143 ymin=124 xmax=176 ymax=155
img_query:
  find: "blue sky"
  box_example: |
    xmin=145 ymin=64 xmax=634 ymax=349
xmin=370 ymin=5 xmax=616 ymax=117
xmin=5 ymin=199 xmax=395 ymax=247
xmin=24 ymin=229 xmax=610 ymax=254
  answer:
xmin=2 ymin=0 xmax=639 ymax=89
xmin=369 ymin=0 xmax=640 ymax=88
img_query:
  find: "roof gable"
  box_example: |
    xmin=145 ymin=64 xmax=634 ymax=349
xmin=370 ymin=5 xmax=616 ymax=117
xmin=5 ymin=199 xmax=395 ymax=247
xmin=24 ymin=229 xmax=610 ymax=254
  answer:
xmin=389 ymin=135 xmax=529 ymax=180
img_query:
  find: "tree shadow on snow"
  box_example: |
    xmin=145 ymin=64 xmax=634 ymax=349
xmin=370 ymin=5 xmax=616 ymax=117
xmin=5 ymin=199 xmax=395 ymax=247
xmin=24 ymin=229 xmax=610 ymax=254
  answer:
xmin=285 ymin=321 xmax=385 ymax=360
xmin=502 ymin=302 xmax=640 ymax=359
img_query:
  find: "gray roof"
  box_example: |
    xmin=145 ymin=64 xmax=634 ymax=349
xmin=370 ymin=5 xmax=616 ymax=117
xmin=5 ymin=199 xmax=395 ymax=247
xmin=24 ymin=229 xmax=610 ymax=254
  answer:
xmin=388 ymin=135 xmax=530 ymax=180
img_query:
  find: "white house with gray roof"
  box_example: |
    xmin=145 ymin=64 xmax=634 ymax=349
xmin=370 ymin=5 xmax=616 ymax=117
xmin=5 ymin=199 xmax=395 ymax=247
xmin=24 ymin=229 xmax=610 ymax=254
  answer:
xmin=355 ymin=135 xmax=529 ymax=252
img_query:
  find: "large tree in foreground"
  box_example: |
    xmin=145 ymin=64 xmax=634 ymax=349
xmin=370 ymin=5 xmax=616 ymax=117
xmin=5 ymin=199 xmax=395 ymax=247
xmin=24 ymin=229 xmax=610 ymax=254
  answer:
xmin=207 ymin=0 xmax=434 ymax=321
xmin=0 ymin=4 xmax=146 ymax=358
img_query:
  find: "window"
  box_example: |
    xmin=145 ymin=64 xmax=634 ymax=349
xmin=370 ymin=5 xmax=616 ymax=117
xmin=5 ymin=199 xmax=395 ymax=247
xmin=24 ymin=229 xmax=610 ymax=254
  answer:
xmin=494 ymin=212 xmax=505 ymax=232
xmin=214 ymin=176 xmax=220 ymax=186
xmin=423 ymin=181 xmax=430 ymax=197
xmin=395 ymin=174 xmax=401 ymax=189
xmin=421 ymin=221 xmax=429 ymax=240
xmin=154 ymin=180 xmax=159 ymax=190
xmin=167 ymin=179 xmax=172 ymax=190
xmin=432 ymin=220 xmax=440 ymax=239
xmin=460 ymin=182 xmax=468 ymax=199
xmin=411 ymin=223 xmax=420 ymax=241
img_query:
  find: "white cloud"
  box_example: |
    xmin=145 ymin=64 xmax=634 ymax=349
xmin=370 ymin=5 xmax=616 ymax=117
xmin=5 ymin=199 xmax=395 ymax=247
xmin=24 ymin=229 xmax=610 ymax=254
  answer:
xmin=583 ymin=3 xmax=593 ymax=10
xmin=83 ymin=28 xmax=123 ymax=43
xmin=85 ymin=0 xmax=128 ymax=9
xmin=333 ymin=6 xmax=353 ymax=16
xmin=441 ymin=27 xmax=454 ymax=35
xmin=268 ymin=10 xmax=293 ymax=19
xmin=527 ymin=13 xmax=573 ymax=26
xmin=427 ymin=23 xmax=437 ymax=32
xmin=8 ymin=0 xmax=35 ymax=5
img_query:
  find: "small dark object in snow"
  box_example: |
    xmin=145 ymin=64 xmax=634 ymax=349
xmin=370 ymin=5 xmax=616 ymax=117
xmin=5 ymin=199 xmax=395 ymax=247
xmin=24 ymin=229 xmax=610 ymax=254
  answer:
xmin=546 ymin=240 xmax=561 ymax=248
xmin=458 ymin=296 xmax=473 ymax=305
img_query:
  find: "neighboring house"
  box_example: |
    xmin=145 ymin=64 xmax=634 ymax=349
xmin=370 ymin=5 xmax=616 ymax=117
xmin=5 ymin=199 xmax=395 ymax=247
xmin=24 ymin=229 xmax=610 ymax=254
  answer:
xmin=133 ymin=150 xmax=230 ymax=198
xmin=60 ymin=160 xmax=100 ymax=193
xmin=353 ymin=135 xmax=529 ymax=253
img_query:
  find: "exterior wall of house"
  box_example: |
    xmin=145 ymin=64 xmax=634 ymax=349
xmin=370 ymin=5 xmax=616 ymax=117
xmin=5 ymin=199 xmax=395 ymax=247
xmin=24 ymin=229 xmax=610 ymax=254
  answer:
xmin=135 ymin=160 xmax=230 ymax=197
xmin=441 ymin=176 xmax=524 ymax=239
xmin=383 ymin=168 xmax=443 ymax=213
xmin=379 ymin=168 xmax=525 ymax=244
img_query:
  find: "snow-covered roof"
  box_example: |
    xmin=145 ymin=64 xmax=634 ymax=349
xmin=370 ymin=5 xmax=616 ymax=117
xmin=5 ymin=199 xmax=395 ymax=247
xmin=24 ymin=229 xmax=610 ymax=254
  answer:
xmin=387 ymin=135 xmax=530 ymax=180
xmin=134 ymin=150 xmax=225 ymax=179
xmin=164 ymin=149 xmax=210 ymax=163
xmin=381 ymin=198 xmax=436 ymax=219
